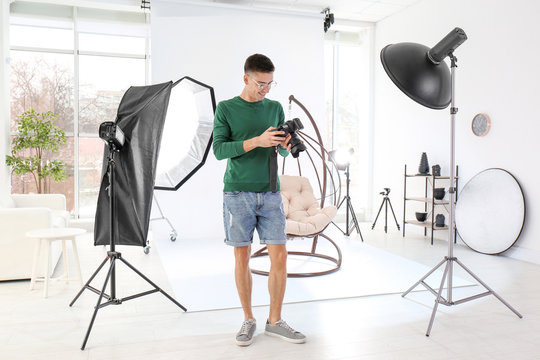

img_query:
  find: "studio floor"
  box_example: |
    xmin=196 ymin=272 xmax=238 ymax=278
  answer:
xmin=1 ymin=223 xmax=539 ymax=360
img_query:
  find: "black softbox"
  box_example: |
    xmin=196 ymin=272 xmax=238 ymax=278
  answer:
xmin=94 ymin=81 xmax=173 ymax=246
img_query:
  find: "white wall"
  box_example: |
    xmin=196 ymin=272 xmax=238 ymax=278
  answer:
xmin=374 ymin=0 xmax=540 ymax=262
xmin=150 ymin=0 xmax=325 ymax=239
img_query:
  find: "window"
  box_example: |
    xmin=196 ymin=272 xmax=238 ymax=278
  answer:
xmin=10 ymin=51 xmax=74 ymax=133
xmin=78 ymin=54 xmax=146 ymax=217
xmin=10 ymin=25 xmax=73 ymax=50
xmin=9 ymin=2 xmax=149 ymax=218
xmin=325 ymin=28 xmax=372 ymax=221
xmin=79 ymin=55 xmax=145 ymax=134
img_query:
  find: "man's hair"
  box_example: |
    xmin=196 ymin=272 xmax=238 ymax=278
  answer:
xmin=244 ymin=53 xmax=275 ymax=73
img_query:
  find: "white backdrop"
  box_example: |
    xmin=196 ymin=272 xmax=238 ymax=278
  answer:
xmin=373 ymin=0 xmax=540 ymax=262
xmin=150 ymin=1 xmax=325 ymax=239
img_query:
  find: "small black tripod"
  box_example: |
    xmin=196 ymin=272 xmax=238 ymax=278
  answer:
xmin=371 ymin=188 xmax=400 ymax=233
xmin=332 ymin=164 xmax=363 ymax=241
xmin=69 ymin=141 xmax=187 ymax=350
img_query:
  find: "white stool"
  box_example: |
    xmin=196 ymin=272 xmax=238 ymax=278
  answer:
xmin=26 ymin=227 xmax=86 ymax=298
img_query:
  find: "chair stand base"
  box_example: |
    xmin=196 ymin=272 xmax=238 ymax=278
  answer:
xmin=250 ymin=233 xmax=342 ymax=278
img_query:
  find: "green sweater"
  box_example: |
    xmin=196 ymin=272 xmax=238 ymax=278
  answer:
xmin=213 ymin=96 xmax=289 ymax=192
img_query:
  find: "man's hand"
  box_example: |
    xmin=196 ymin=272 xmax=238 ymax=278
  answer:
xmin=257 ymin=127 xmax=286 ymax=147
xmin=244 ymin=127 xmax=286 ymax=152
xmin=280 ymin=133 xmax=292 ymax=152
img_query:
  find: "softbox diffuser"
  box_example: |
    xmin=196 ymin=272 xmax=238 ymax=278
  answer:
xmin=154 ymin=76 xmax=216 ymax=190
xmin=94 ymin=81 xmax=173 ymax=246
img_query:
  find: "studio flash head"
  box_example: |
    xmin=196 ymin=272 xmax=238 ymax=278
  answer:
xmin=99 ymin=121 xmax=125 ymax=149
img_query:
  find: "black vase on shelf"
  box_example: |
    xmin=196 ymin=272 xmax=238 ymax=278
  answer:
xmin=435 ymin=214 xmax=445 ymax=227
xmin=432 ymin=164 xmax=441 ymax=177
xmin=418 ymin=152 xmax=430 ymax=175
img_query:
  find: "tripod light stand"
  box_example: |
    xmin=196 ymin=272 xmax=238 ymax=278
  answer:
xmin=329 ymin=149 xmax=363 ymax=241
xmin=70 ymin=123 xmax=186 ymax=350
xmin=380 ymin=27 xmax=521 ymax=336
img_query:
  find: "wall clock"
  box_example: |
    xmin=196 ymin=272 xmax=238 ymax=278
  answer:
xmin=471 ymin=113 xmax=490 ymax=136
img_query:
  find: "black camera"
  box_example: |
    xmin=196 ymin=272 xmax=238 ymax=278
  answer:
xmin=380 ymin=188 xmax=390 ymax=196
xmin=99 ymin=121 xmax=125 ymax=149
xmin=276 ymin=118 xmax=306 ymax=158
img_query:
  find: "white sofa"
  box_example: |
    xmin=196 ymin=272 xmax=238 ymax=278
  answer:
xmin=0 ymin=193 xmax=69 ymax=281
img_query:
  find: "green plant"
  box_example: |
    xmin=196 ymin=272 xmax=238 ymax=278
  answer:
xmin=5 ymin=109 xmax=67 ymax=193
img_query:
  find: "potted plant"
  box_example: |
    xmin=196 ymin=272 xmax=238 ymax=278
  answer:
xmin=5 ymin=109 xmax=67 ymax=193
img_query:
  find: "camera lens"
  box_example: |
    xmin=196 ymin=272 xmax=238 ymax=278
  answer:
xmin=289 ymin=137 xmax=306 ymax=158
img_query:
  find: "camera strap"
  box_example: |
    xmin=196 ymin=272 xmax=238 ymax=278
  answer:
xmin=269 ymin=146 xmax=278 ymax=192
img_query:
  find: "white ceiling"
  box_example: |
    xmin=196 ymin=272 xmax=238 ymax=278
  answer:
xmin=193 ymin=0 xmax=423 ymax=22
xmin=16 ymin=1 xmax=420 ymax=22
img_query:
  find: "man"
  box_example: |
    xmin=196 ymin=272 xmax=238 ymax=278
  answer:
xmin=213 ymin=54 xmax=306 ymax=346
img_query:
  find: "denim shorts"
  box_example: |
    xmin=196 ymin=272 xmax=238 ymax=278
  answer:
xmin=223 ymin=191 xmax=287 ymax=247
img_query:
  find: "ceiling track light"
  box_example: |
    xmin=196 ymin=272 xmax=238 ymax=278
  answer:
xmin=321 ymin=7 xmax=334 ymax=33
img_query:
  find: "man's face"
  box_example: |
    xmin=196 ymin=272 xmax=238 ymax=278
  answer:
xmin=244 ymin=71 xmax=274 ymax=102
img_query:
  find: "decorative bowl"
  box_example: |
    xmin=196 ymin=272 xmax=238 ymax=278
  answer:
xmin=433 ymin=187 xmax=446 ymax=200
xmin=415 ymin=212 xmax=428 ymax=222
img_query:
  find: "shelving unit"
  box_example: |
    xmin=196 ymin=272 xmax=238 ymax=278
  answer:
xmin=402 ymin=164 xmax=459 ymax=245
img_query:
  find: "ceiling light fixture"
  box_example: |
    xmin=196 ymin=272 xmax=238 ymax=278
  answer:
xmin=322 ymin=7 xmax=334 ymax=33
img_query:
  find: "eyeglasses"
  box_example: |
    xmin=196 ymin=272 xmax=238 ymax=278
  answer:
xmin=250 ymin=77 xmax=277 ymax=90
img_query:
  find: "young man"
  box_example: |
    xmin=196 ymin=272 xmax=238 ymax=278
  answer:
xmin=213 ymin=54 xmax=306 ymax=346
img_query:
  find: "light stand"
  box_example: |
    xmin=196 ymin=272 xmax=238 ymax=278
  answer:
xmin=332 ymin=160 xmax=363 ymax=241
xmin=371 ymin=188 xmax=400 ymax=233
xmin=70 ymin=139 xmax=187 ymax=350
xmin=381 ymin=28 xmax=522 ymax=336
xmin=150 ymin=192 xmax=178 ymax=242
